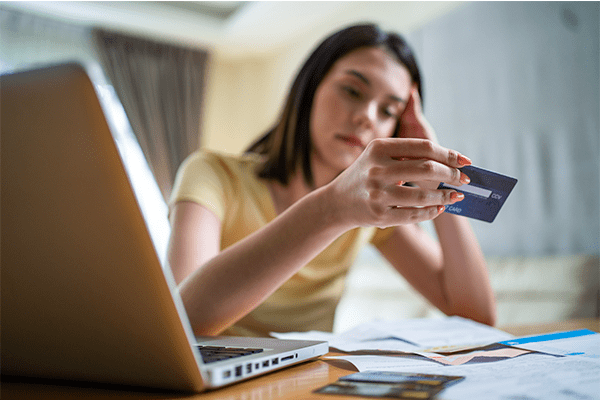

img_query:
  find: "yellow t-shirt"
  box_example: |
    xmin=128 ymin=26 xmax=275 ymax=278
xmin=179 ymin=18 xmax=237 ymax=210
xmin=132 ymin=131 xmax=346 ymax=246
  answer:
xmin=169 ymin=149 xmax=394 ymax=337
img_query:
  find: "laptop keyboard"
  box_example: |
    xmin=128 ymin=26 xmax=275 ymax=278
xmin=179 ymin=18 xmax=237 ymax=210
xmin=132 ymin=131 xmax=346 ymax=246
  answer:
xmin=197 ymin=345 xmax=264 ymax=364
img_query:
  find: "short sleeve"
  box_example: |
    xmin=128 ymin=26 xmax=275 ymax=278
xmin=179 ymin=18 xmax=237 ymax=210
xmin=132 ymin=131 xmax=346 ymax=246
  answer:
xmin=169 ymin=150 xmax=231 ymax=222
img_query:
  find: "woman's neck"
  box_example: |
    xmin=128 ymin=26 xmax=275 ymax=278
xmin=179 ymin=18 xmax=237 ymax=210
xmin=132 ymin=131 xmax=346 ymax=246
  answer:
xmin=266 ymin=173 xmax=311 ymax=216
xmin=266 ymin=159 xmax=340 ymax=215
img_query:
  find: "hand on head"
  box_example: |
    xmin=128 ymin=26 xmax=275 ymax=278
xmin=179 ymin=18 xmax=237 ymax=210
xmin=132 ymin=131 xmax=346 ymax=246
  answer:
xmin=399 ymin=87 xmax=438 ymax=143
xmin=393 ymin=87 xmax=465 ymax=190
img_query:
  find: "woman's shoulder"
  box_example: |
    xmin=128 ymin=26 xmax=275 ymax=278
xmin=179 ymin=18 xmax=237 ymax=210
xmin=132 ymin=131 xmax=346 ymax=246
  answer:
xmin=171 ymin=149 xmax=265 ymax=210
xmin=180 ymin=149 xmax=263 ymax=181
xmin=182 ymin=149 xmax=257 ymax=168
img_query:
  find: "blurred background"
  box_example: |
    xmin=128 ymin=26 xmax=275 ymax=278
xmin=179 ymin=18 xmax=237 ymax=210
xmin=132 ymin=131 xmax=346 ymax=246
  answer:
xmin=2 ymin=1 xmax=598 ymax=331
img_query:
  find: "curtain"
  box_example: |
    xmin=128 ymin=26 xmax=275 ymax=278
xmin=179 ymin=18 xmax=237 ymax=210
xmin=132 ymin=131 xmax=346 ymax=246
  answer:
xmin=94 ymin=29 xmax=209 ymax=201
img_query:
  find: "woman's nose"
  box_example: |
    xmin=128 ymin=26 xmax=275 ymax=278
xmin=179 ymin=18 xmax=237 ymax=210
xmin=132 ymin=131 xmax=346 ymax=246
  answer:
xmin=352 ymin=102 xmax=378 ymax=130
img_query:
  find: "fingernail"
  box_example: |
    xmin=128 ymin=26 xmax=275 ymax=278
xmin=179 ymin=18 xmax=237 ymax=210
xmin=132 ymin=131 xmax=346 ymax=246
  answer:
xmin=450 ymin=191 xmax=465 ymax=202
xmin=437 ymin=205 xmax=446 ymax=214
xmin=458 ymin=154 xmax=472 ymax=166
xmin=460 ymin=172 xmax=470 ymax=185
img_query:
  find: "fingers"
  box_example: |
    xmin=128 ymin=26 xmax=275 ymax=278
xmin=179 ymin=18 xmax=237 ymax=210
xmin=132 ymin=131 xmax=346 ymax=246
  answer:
xmin=404 ymin=87 xmax=421 ymax=117
xmin=349 ymin=137 xmax=474 ymax=226
xmin=397 ymin=89 xmax=440 ymax=145
xmin=365 ymin=139 xmax=470 ymax=187
xmin=399 ymin=88 xmax=426 ymax=131
xmin=385 ymin=158 xmax=470 ymax=187
xmin=369 ymin=138 xmax=470 ymax=170
xmin=380 ymin=187 xmax=465 ymax=226
xmin=364 ymin=187 xmax=464 ymax=227
xmin=386 ymin=205 xmax=445 ymax=225
xmin=383 ymin=186 xmax=464 ymax=208
xmin=410 ymin=87 xmax=423 ymax=113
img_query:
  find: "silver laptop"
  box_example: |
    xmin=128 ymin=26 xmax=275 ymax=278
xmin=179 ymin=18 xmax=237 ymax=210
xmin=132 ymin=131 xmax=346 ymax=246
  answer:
xmin=1 ymin=63 xmax=328 ymax=392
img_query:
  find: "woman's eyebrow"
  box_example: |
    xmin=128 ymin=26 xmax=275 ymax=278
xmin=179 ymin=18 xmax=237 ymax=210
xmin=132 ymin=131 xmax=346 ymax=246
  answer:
xmin=345 ymin=69 xmax=407 ymax=104
xmin=346 ymin=69 xmax=371 ymax=85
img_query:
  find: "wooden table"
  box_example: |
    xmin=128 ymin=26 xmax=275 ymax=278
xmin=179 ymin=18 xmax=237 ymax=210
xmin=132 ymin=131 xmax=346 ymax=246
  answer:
xmin=3 ymin=319 xmax=598 ymax=400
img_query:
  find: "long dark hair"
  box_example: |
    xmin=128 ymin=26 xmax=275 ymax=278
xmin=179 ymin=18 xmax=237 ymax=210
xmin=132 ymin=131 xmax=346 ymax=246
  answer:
xmin=246 ymin=23 xmax=423 ymax=187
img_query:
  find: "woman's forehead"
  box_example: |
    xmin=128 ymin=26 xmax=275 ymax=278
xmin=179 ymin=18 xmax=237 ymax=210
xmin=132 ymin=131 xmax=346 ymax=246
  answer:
xmin=328 ymin=47 xmax=411 ymax=93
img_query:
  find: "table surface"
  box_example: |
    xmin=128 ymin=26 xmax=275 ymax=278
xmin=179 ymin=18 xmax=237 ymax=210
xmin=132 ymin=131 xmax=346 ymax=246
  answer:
xmin=3 ymin=318 xmax=599 ymax=400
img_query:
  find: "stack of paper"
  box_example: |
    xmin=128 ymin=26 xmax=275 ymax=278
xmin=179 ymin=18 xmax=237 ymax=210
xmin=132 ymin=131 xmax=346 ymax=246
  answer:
xmin=272 ymin=316 xmax=600 ymax=399
xmin=273 ymin=316 xmax=516 ymax=361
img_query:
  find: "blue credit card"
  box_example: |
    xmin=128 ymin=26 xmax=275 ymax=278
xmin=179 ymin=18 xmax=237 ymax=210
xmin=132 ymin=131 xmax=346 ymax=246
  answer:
xmin=437 ymin=165 xmax=517 ymax=223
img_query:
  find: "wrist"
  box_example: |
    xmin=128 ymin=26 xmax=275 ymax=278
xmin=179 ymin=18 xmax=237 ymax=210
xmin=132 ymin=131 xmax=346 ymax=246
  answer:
xmin=309 ymin=183 xmax=355 ymax=235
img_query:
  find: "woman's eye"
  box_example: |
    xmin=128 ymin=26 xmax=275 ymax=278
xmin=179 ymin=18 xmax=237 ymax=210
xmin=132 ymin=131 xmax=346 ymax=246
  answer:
xmin=382 ymin=107 xmax=396 ymax=118
xmin=343 ymin=86 xmax=361 ymax=99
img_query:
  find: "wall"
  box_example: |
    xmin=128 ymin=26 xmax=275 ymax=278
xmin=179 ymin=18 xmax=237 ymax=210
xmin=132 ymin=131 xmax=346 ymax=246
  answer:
xmin=202 ymin=56 xmax=276 ymax=154
xmin=404 ymin=1 xmax=599 ymax=256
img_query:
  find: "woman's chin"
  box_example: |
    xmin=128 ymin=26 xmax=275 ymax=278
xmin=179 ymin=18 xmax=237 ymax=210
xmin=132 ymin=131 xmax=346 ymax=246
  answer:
xmin=336 ymin=155 xmax=360 ymax=172
xmin=313 ymin=146 xmax=362 ymax=176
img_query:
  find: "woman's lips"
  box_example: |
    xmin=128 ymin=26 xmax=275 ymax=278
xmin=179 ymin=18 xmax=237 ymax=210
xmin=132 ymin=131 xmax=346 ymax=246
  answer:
xmin=336 ymin=134 xmax=365 ymax=149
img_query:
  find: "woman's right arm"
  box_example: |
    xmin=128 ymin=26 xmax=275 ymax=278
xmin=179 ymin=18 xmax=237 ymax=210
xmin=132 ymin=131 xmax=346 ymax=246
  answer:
xmin=168 ymin=201 xmax=221 ymax=286
xmin=168 ymin=139 xmax=468 ymax=336
xmin=167 ymin=188 xmax=353 ymax=336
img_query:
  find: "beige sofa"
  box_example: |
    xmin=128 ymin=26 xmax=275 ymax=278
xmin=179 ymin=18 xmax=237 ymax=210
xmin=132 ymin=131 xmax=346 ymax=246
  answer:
xmin=334 ymin=245 xmax=599 ymax=333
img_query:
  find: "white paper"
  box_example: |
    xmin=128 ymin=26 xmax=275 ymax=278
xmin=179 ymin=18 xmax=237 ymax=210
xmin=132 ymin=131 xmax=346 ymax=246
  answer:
xmin=328 ymin=338 xmax=421 ymax=353
xmin=324 ymin=354 xmax=439 ymax=371
xmin=272 ymin=316 xmax=513 ymax=353
xmin=276 ymin=317 xmax=600 ymax=398
xmin=326 ymin=353 xmax=600 ymax=400
xmin=366 ymin=316 xmax=513 ymax=348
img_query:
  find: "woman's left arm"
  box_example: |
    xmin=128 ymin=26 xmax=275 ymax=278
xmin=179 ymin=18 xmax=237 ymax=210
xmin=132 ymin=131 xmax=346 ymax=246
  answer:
xmin=374 ymin=215 xmax=496 ymax=326
xmin=376 ymin=87 xmax=496 ymax=326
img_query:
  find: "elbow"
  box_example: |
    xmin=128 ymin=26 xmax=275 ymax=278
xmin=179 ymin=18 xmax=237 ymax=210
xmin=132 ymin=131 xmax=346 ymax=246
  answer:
xmin=191 ymin=324 xmax=225 ymax=337
xmin=474 ymin=300 xmax=498 ymax=327
xmin=183 ymin=306 xmax=228 ymax=337
xmin=474 ymin=308 xmax=497 ymax=327
xmin=466 ymin=295 xmax=497 ymax=327
xmin=179 ymin=285 xmax=233 ymax=337
xmin=448 ymin=308 xmax=497 ymax=327
xmin=480 ymin=292 xmax=498 ymax=327
xmin=447 ymin=297 xmax=498 ymax=327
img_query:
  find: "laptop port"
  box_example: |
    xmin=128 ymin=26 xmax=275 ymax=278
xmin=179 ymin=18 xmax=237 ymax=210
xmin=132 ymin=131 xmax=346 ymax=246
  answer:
xmin=281 ymin=355 xmax=294 ymax=362
xmin=272 ymin=358 xmax=279 ymax=365
xmin=235 ymin=365 xmax=242 ymax=377
xmin=223 ymin=370 xmax=231 ymax=379
xmin=246 ymin=364 xmax=252 ymax=374
xmin=263 ymin=360 xmax=269 ymax=367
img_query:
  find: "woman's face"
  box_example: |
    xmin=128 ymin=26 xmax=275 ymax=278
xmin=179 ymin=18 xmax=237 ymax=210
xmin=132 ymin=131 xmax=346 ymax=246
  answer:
xmin=309 ymin=46 xmax=412 ymax=178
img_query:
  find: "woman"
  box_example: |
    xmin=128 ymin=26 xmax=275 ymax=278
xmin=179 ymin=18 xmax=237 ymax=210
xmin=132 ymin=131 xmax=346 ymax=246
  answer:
xmin=168 ymin=24 xmax=496 ymax=337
